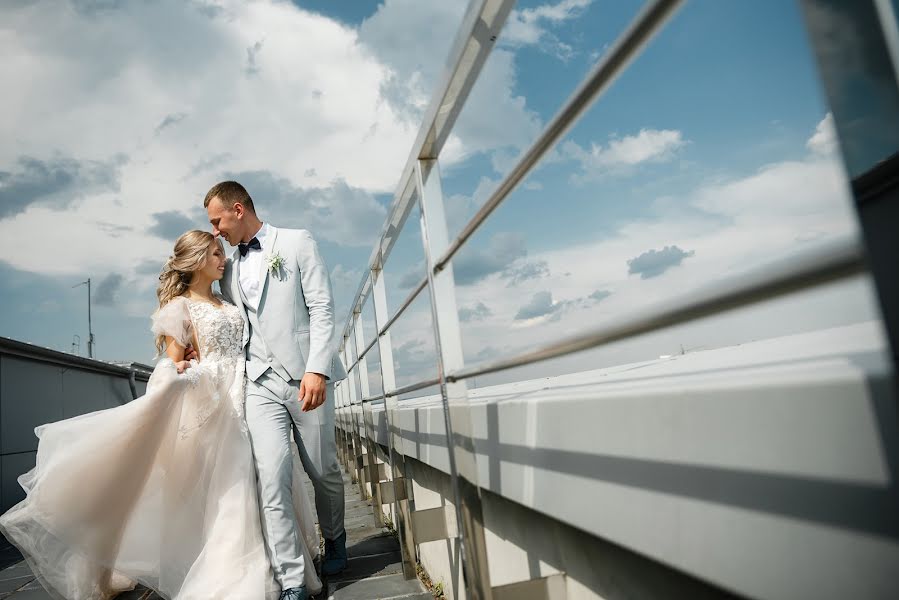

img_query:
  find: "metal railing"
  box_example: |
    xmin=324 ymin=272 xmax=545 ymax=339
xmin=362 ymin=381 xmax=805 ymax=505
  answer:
xmin=331 ymin=0 xmax=895 ymax=598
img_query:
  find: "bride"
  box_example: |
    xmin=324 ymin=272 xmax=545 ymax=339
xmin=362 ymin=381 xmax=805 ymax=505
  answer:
xmin=0 ymin=230 xmax=323 ymax=599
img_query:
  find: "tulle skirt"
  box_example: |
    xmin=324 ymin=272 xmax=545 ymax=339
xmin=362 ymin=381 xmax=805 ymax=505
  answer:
xmin=0 ymin=357 xmax=322 ymax=599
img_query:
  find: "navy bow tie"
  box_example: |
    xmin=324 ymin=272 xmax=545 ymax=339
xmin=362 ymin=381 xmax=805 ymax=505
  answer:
xmin=238 ymin=237 xmax=261 ymax=257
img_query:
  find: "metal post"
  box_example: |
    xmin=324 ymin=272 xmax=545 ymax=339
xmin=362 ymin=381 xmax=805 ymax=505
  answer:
xmin=337 ymin=372 xmax=351 ymax=470
xmin=416 ymin=158 xmax=493 ymax=600
xmin=335 ymin=380 xmax=346 ymax=468
xmin=345 ymin=334 xmax=367 ymax=496
xmin=355 ymin=309 xmax=385 ymax=526
xmin=372 ymin=266 xmax=419 ymax=578
xmin=73 ymin=279 xmax=95 ymax=358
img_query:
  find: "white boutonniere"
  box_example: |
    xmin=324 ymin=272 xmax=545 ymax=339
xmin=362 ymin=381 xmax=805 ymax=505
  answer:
xmin=265 ymin=252 xmax=285 ymax=280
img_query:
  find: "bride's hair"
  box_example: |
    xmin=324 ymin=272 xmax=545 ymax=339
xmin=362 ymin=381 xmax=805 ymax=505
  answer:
xmin=154 ymin=230 xmax=220 ymax=352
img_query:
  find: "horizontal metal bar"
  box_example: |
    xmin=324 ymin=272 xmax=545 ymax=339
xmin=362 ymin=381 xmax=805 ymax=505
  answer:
xmin=433 ymin=0 xmax=685 ymax=274
xmin=447 ymin=236 xmax=865 ymax=383
xmin=361 ymin=393 xmax=386 ymax=405
xmin=386 ymin=376 xmax=442 ymax=398
xmin=339 ymin=0 xmax=513 ymax=344
xmin=342 ymin=275 xmax=373 ymax=346
xmin=379 ymin=276 xmax=428 ymax=337
xmin=347 ymin=334 xmax=380 ymax=373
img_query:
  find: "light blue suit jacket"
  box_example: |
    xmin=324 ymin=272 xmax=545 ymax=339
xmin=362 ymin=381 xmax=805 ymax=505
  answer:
xmin=221 ymin=226 xmax=347 ymax=381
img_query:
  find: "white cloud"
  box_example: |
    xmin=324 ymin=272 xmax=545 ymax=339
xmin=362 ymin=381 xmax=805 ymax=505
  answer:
xmin=0 ymin=0 xmax=416 ymax=278
xmin=806 ymin=112 xmax=838 ymax=156
xmin=504 ymin=0 xmax=592 ymax=60
xmin=358 ymin=0 xmax=542 ymax=171
xmin=450 ymin=116 xmax=868 ymax=376
xmin=330 ymin=263 xmax=364 ymax=335
xmin=564 ymin=128 xmax=688 ymax=180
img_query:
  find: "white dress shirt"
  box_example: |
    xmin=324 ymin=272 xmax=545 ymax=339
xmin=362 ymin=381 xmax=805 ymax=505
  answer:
xmin=238 ymin=222 xmax=271 ymax=309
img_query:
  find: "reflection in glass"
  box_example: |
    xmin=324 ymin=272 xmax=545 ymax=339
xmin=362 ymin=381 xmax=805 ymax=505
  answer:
xmin=801 ymin=0 xmax=899 ymax=178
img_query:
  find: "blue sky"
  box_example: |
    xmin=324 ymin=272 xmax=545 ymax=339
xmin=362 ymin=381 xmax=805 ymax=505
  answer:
xmin=0 ymin=0 xmax=879 ymax=379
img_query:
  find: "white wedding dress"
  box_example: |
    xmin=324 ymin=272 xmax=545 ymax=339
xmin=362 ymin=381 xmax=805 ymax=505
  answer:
xmin=0 ymin=296 xmax=323 ymax=599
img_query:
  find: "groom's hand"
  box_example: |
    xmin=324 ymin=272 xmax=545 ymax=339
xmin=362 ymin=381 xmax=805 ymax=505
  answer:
xmin=184 ymin=344 xmax=198 ymax=362
xmin=299 ymin=372 xmax=327 ymax=411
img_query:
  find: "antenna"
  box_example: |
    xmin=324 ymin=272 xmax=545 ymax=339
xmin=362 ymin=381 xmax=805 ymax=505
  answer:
xmin=72 ymin=279 xmax=95 ymax=358
xmin=72 ymin=334 xmax=81 ymax=356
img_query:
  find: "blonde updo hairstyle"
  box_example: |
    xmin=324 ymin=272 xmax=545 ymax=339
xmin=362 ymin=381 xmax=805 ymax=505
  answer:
xmin=154 ymin=229 xmax=221 ymax=353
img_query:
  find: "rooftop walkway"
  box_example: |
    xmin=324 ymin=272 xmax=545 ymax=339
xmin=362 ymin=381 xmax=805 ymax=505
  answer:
xmin=0 ymin=466 xmax=431 ymax=600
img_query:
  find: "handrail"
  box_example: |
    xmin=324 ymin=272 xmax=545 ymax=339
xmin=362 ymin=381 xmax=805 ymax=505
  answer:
xmin=347 ymin=334 xmax=380 ymax=373
xmin=433 ymin=0 xmax=685 ymax=274
xmin=344 ymin=275 xmax=429 ymax=372
xmin=379 ymin=276 xmax=428 ymax=337
xmin=376 ymin=236 xmax=865 ymax=395
xmin=340 ymin=0 xmax=515 ymax=344
xmin=361 ymin=393 xmax=385 ymax=404
xmin=446 ymin=236 xmax=865 ymax=382
xmin=386 ymin=376 xmax=442 ymax=398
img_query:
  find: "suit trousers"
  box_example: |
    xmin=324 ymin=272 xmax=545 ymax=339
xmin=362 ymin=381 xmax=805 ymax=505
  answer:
xmin=245 ymin=370 xmax=345 ymax=589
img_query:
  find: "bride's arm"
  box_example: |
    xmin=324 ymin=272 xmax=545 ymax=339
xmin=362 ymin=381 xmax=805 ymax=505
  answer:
xmin=163 ymin=336 xmax=191 ymax=373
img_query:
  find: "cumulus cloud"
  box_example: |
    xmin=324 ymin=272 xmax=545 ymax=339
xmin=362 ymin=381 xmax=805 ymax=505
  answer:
xmin=589 ymin=289 xmax=612 ymax=303
xmin=392 ymin=337 xmax=438 ymax=382
xmin=0 ymin=0 xmax=418 ymax=278
xmin=245 ymin=39 xmax=264 ymax=76
xmin=228 ymin=171 xmax=386 ymax=247
xmin=503 ymin=0 xmax=592 ymax=61
xmin=564 ymin=128 xmax=687 ymax=180
xmin=500 ymin=259 xmax=550 ymax=286
xmin=806 ymin=112 xmax=837 ymax=156
xmin=417 ymin=114 xmax=865 ymax=382
xmin=147 ymin=210 xmax=198 ymax=240
xmin=454 ymin=232 xmax=527 ymax=285
xmin=135 ymin=258 xmax=164 ymax=276
xmin=94 ymin=273 xmax=124 ymax=306
xmin=154 ymin=112 xmax=187 ymax=135
xmin=626 ymin=245 xmax=695 ymax=279
xmin=358 ymin=0 xmax=542 ymax=170
xmin=330 ymin=263 xmax=363 ymax=319
xmin=96 ymin=221 xmax=133 ymax=238
xmin=515 ymin=290 xmax=562 ymax=321
xmin=397 ymin=264 xmax=426 ymax=290
xmin=459 ymin=301 xmax=492 ymax=322
xmin=0 ymin=154 xmax=126 ymax=220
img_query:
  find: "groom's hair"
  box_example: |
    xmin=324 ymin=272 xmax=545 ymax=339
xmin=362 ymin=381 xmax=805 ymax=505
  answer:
xmin=203 ymin=181 xmax=256 ymax=213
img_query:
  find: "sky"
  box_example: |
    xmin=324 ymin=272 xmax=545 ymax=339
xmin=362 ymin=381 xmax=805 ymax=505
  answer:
xmin=0 ymin=0 xmax=885 ymax=387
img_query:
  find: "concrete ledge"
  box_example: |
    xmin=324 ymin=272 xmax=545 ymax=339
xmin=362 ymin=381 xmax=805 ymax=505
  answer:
xmin=339 ymin=322 xmax=899 ymax=599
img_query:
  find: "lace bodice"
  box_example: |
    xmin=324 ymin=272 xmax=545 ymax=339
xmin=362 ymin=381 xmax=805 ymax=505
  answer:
xmin=184 ymin=297 xmax=244 ymax=362
xmin=151 ymin=295 xmax=249 ymax=435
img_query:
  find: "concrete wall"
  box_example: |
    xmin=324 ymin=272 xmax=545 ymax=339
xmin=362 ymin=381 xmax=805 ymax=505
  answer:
xmin=0 ymin=339 xmax=152 ymax=513
xmin=339 ymin=321 xmax=899 ymax=600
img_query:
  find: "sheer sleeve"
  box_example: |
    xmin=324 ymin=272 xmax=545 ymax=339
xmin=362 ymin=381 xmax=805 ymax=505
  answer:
xmin=151 ymin=297 xmax=193 ymax=347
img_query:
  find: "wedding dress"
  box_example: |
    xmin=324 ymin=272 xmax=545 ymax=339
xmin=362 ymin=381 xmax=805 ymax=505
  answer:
xmin=0 ymin=296 xmax=323 ymax=599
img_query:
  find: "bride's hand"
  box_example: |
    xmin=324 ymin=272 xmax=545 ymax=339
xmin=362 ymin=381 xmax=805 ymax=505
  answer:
xmin=174 ymin=360 xmax=192 ymax=374
xmin=184 ymin=344 xmax=199 ymax=362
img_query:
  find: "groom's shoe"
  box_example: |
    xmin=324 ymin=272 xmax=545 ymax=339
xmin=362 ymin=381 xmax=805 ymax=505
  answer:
xmin=279 ymin=586 xmax=308 ymax=600
xmin=322 ymin=531 xmax=348 ymax=576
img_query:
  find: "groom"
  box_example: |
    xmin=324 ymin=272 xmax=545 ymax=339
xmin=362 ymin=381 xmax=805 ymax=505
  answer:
xmin=205 ymin=181 xmax=349 ymax=600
